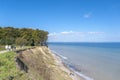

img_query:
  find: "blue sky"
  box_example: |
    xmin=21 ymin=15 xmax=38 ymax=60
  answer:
xmin=0 ymin=0 xmax=120 ymax=42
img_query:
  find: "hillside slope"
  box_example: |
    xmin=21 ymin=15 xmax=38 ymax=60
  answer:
xmin=16 ymin=46 xmax=73 ymax=80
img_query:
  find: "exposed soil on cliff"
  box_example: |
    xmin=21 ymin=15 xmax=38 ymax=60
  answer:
xmin=16 ymin=46 xmax=73 ymax=80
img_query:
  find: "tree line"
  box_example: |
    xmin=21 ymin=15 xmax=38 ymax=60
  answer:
xmin=0 ymin=27 xmax=49 ymax=46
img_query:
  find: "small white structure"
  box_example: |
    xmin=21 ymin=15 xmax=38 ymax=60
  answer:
xmin=5 ymin=45 xmax=9 ymax=50
xmin=8 ymin=45 xmax=11 ymax=51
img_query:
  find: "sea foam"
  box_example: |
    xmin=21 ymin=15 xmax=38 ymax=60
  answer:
xmin=51 ymin=50 xmax=68 ymax=60
xmin=68 ymin=66 xmax=94 ymax=80
xmin=51 ymin=49 xmax=94 ymax=80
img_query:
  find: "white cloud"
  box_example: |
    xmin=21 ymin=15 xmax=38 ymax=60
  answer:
xmin=61 ymin=31 xmax=74 ymax=34
xmin=48 ymin=31 xmax=105 ymax=42
xmin=87 ymin=32 xmax=105 ymax=34
xmin=83 ymin=12 xmax=92 ymax=18
xmin=48 ymin=31 xmax=104 ymax=36
xmin=48 ymin=32 xmax=57 ymax=36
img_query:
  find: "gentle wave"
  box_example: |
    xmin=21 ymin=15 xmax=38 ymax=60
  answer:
xmin=68 ymin=66 xmax=94 ymax=80
xmin=75 ymin=71 xmax=94 ymax=80
xmin=51 ymin=50 xmax=68 ymax=60
xmin=51 ymin=49 xmax=94 ymax=80
xmin=59 ymin=54 xmax=68 ymax=60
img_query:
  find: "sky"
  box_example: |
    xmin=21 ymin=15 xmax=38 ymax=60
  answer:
xmin=0 ymin=0 xmax=120 ymax=42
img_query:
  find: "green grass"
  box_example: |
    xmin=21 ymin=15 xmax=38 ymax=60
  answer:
xmin=0 ymin=46 xmax=5 ymax=51
xmin=0 ymin=51 xmax=30 ymax=80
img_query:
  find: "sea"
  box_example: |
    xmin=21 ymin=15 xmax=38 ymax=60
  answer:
xmin=48 ymin=42 xmax=120 ymax=80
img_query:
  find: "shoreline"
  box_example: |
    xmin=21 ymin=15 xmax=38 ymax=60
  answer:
xmin=15 ymin=46 xmax=93 ymax=80
xmin=48 ymin=48 xmax=84 ymax=80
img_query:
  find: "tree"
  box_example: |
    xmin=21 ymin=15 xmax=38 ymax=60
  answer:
xmin=0 ymin=26 xmax=49 ymax=46
xmin=15 ymin=37 xmax=28 ymax=46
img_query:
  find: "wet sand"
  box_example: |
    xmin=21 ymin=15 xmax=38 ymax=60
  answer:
xmin=49 ymin=48 xmax=84 ymax=80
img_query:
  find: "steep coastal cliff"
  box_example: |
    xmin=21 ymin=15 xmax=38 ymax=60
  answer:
xmin=15 ymin=46 xmax=76 ymax=80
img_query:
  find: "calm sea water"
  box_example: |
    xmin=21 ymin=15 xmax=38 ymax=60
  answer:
xmin=48 ymin=42 xmax=120 ymax=80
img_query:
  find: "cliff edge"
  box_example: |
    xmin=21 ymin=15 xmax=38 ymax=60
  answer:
xmin=16 ymin=46 xmax=75 ymax=80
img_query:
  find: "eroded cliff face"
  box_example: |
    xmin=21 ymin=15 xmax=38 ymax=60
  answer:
xmin=15 ymin=47 xmax=72 ymax=80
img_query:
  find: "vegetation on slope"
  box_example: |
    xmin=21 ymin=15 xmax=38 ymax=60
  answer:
xmin=0 ymin=51 xmax=31 ymax=80
xmin=0 ymin=47 xmax=73 ymax=80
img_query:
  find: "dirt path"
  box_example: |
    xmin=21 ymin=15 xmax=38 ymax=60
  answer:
xmin=0 ymin=50 xmax=8 ymax=54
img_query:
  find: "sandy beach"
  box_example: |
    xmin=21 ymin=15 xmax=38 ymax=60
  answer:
xmin=49 ymin=48 xmax=84 ymax=80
